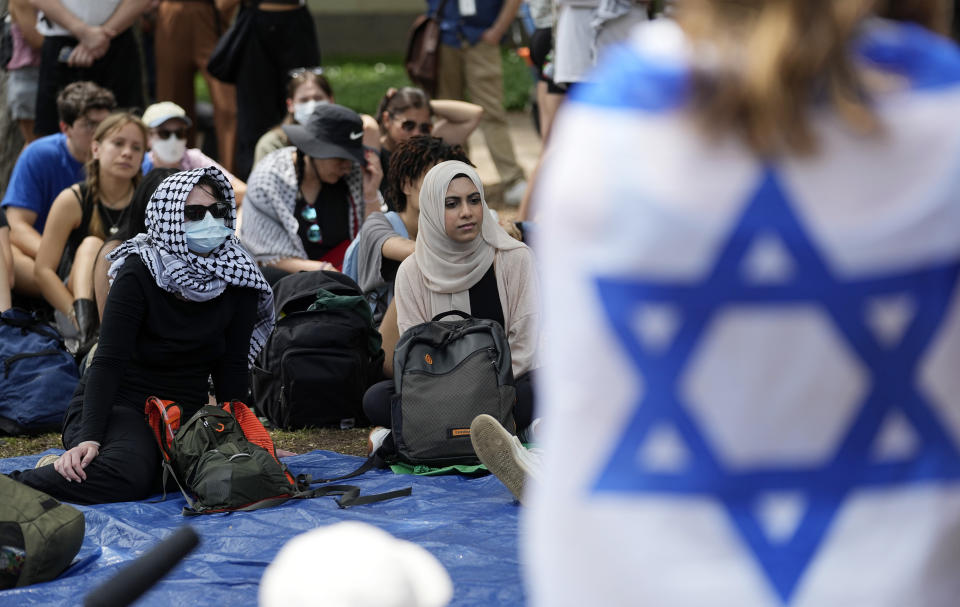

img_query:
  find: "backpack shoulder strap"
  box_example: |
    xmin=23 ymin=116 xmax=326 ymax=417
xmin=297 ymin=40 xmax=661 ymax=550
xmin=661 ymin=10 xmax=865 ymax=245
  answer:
xmin=294 ymin=452 xmax=412 ymax=508
xmin=296 ymin=484 xmax=412 ymax=509
xmin=383 ymin=211 xmax=409 ymax=239
xmin=144 ymin=397 xmax=182 ymax=463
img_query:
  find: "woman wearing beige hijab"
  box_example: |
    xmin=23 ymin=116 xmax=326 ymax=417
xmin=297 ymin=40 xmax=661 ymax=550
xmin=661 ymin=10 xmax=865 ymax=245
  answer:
xmin=362 ymin=160 xmax=540 ymax=448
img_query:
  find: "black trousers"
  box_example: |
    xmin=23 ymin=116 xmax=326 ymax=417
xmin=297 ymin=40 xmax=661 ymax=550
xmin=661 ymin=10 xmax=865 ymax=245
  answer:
xmin=362 ymin=370 xmax=536 ymax=432
xmin=7 ymin=378 xmax=162 ymax=505
xmin=233 ymin=6 xmax=319 ymax=180
xmin=35 ymin=29 xmax=145 ymax=136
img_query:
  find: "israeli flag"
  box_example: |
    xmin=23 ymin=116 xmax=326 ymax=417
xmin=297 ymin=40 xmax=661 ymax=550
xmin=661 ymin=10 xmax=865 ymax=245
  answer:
xmin=526 ymin=18 xmax=960 ymax=607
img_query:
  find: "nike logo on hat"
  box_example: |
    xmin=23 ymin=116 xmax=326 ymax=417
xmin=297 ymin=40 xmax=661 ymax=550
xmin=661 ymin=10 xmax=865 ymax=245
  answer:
xmin=350 ymin=131 xmax=363 ymax=140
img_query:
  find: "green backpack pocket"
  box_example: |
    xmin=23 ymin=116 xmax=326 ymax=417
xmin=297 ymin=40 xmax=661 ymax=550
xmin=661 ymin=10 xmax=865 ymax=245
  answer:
xmin=0 ymin=475 xmax=84 ymax=588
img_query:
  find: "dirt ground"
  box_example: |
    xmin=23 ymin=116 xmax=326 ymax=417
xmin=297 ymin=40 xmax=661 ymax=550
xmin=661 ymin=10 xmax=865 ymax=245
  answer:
xmin=0 ymin=426 xmax=372 ymax=460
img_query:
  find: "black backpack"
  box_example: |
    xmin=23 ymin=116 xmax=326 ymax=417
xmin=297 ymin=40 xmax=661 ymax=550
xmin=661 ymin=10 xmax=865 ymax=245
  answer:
xmin=252 ymin=271 xmax=385 ymax=429
xmin=390 ymin=311 xmax=517 ymax=467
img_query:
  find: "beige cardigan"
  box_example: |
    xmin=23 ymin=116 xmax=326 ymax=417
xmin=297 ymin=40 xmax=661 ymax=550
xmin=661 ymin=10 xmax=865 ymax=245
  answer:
xmin=394 ymin=247 xmax=540 ymax=377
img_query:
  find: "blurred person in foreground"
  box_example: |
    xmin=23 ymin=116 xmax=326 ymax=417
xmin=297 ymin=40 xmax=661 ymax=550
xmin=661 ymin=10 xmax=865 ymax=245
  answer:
xmin=526 ymin=1 xmax=960 ymax=605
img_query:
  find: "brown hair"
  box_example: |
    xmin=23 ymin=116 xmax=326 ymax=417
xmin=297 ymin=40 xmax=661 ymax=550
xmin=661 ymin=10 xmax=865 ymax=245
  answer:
xmin=376 ymin=87 xmax=432 ymax=135
xmin=679 ymin=0 xmax=879 ymax=157
xmin=284 ymin=69 xmax=335 ymax=124
xmin=84 ymin=113 xmax=148 ymax=239
xmin=56 ymin=81 xmax=116 ymax=125
xmin=875 ymin=0 xmax=954 ymax=35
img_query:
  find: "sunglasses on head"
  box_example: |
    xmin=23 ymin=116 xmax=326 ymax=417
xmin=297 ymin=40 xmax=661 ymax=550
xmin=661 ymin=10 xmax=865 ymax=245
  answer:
xmin=184 ymin=201 xmax=231 ymax=222
xmin=156 ymin=127 xmax=187 ymax=140
xmin=396 ymin=118 xmax=433 ymax=135
xmin=288 ymin=66 xmax=324 ymax=80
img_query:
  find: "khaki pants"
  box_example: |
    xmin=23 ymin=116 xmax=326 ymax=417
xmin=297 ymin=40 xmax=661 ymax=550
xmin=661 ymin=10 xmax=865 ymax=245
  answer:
xmin=154 ymin=1 xmax=237 ymax=173
xmin=436 ymin=41 xmax=524 ymax=187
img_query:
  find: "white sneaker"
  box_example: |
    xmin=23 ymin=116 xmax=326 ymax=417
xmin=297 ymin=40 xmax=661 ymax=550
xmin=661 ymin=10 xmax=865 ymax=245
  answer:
xmin=35 ymin=453 xmax=61 ymax=468
xmin=470 ymin=414 xmax=540 ymax=503
xmin=367 ymin=427 xmax=390 ymax=457
xmin=502 ymin=179 xmax=527 ymax=207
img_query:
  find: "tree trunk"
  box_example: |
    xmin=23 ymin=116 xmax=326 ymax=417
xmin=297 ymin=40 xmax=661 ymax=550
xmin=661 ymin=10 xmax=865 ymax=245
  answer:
xmin=0 ymin=0 xmax=26 ymax=196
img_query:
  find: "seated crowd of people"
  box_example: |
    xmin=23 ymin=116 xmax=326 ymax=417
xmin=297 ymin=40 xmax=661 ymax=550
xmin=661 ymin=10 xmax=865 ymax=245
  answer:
xmin=0 ymin=62 xmax=536 ymax=505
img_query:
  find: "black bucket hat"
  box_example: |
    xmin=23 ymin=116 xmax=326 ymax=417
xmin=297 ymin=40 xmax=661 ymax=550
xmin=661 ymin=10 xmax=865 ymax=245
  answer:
xmin=282 ymin=103 xmax=366 ymax=165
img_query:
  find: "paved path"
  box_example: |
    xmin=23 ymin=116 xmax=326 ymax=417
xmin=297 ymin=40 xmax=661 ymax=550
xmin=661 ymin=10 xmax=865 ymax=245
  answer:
xmin=467 ymin=110 xmax=543 ymax=213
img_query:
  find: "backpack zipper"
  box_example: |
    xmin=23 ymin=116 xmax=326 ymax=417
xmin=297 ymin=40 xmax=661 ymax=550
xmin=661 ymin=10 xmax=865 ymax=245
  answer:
xmin=4 ymin=349 xmax=64 ymax=378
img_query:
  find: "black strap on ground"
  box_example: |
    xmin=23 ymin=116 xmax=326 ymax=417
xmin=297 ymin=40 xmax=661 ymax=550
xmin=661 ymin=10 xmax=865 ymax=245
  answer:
xmin=297 ymin=453 xmax=384 ymax=486
xmin=299 ymin=484 xmax=412 ymax=509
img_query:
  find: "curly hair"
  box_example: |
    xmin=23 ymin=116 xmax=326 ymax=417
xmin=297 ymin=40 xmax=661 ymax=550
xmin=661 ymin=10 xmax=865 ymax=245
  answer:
xmin=387 ymin=136 xmax=471 ymax=212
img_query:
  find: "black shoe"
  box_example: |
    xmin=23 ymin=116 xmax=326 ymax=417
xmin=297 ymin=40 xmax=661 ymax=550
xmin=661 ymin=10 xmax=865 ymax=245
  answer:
xmin=72 ymin=298 xmax=100 ymax=362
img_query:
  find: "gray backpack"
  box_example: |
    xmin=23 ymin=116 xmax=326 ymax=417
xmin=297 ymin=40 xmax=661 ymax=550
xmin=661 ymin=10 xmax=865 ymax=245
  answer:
xmin=0 ymin=476 xmax=85 ymax=589
xmin=391 ymin=311 xmax=517 ymax=466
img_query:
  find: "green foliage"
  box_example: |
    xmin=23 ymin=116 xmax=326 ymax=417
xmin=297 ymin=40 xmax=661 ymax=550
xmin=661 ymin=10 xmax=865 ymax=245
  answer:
xmin=192 ymin=49 xmax=533 ymax=115
xmin=501 ymin=47 xmax=535 ymax=112
xmin=324 ymin=57 xmax=412 ymax=116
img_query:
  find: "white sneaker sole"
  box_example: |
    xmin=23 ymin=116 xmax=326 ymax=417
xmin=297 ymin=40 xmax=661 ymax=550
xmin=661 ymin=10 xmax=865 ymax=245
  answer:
xmin=471 ymin=414 xmax=528 ymax=503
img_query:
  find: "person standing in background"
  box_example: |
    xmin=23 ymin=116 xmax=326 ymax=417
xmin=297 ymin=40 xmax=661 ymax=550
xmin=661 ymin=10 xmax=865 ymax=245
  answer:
xmin=30 ymin=0 xmax=147 ymax=136
xmin=7 ymin=0 xmax=43 ymax=147
xmin=428 ymin=0 xmax=527 ymax=206
xmin=225 ymin=0 xmax=320 ymax=181
xmin=153 ymin=0 xmax=238 ymax=173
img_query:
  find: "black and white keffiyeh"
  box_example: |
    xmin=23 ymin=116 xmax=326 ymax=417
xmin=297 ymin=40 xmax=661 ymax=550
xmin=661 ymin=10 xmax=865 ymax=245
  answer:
xmin=107 ymin=166 xmax=275 ymax=365
xmin=239 ymin=147 xmax=365 ymax=265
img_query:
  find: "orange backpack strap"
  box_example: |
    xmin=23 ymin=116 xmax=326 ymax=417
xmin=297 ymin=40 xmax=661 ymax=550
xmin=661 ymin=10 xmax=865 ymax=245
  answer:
xmin=144 ymin=396 xmax=182 ymax=462
xmin=223 ymin=401 xmax=276 ymax=457
xmin=222 ymin=400 xmax=297 ymax=484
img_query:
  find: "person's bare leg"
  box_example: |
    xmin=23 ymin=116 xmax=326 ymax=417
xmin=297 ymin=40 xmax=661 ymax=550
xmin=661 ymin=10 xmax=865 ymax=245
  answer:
xmin=538 ymin=88 xmax=563 ymax=143
xmin=517 ymin=153 xmax=545 ymax=222
xmin=93 ymin=240 xmax=121 ymax=319
xmin=11 ymin=244 xmax=41 ymax=297
xmin=17 ymin=119 xmax=37 ymax=150
xmin=69 ymin=236 xmax=105 ymax=301
xmin=0 ymin=256 xmax=11 ymax=311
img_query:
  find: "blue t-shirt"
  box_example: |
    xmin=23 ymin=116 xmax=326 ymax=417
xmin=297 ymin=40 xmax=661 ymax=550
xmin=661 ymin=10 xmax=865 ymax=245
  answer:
xmin=0 ymin=133 xmax=85 ymax=233
xmin=427 ymin=0 xmax=503 ymax=47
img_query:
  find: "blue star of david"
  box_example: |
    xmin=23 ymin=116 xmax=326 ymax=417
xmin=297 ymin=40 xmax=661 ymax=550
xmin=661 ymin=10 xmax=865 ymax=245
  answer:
xmin=593 ymin=169 xmax=960 ymax=602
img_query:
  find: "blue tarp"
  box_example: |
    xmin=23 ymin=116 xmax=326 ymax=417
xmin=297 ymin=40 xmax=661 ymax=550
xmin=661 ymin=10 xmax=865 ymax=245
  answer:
xmin=0 ymin=450 xmax=525 ymax=606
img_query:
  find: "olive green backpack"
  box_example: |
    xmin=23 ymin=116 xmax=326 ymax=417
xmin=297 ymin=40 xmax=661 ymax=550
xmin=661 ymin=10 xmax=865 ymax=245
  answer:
xmin=0 ymin=475 xmax=85 ymax=589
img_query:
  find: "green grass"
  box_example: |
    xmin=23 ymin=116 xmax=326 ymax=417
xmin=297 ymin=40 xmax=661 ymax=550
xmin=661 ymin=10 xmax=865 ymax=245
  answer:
xmin=193 ymin=49 xmax=533 ymax=115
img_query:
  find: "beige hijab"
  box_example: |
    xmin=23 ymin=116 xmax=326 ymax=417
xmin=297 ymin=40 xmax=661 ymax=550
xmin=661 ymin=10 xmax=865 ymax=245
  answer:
xmin=414 ymin=161 xmax=524 ymax=315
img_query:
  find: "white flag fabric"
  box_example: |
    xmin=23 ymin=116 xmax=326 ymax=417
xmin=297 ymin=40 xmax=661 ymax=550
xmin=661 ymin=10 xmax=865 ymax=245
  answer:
xmin=526 ymin=17 xmax=960 ymax=607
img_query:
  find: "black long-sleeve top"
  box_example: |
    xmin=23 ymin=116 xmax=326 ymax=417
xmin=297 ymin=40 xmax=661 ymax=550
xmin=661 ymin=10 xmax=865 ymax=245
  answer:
xmin=81 ymin=256 xmax=259 ymax=443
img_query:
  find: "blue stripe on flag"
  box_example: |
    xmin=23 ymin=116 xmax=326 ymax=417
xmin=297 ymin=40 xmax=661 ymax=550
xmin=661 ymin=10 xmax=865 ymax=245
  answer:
xmin=857 ymin=21 xmax=960 ymax=90
xmin=569 ymin=43 xmax=691 ymax=112
xmin=570 ymin=21 xmax=960 ymax=113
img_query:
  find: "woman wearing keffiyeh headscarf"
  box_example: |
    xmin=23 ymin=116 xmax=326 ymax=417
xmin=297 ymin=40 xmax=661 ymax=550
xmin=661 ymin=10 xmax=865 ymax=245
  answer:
xmin=8 ymin=167 xmax=274 ymax=504
xmin=361 ymin=161 xmax=541 ymax=448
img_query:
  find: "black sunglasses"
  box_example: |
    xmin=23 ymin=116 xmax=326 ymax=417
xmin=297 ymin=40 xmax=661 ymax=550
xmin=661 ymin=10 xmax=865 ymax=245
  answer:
xmin=156 ymin=126 xmax=187 ymax=140
xmin=184 ymin=202 xmax=231 ymax=222
xmin=398 ymin=119 xmax=433 ymax=135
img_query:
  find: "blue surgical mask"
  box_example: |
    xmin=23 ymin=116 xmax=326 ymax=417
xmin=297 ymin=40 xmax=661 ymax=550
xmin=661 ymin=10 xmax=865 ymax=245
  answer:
xmin=184 ymin=211 xmax=233 ymax=255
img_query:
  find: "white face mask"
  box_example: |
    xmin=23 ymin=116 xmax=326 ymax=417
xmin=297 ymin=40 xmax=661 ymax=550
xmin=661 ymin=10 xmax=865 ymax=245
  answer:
xmin=152 ymin=133 xmax=187 ymax=165
xmin=293 ymin=100 xmax=327 ymax=125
